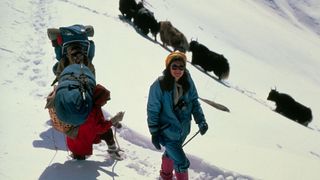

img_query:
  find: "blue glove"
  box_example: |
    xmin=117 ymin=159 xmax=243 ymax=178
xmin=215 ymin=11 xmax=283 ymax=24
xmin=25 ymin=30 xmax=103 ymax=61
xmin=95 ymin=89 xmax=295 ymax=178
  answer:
xmin=198 ymin=121 xmax=208 ymax=135
xmin=151 ymin=135 xmax=161 ymax=150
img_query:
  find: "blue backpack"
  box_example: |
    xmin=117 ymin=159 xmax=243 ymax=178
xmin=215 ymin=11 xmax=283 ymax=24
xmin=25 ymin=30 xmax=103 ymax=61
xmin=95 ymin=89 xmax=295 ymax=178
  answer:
xmin=47 ymin=24 xmax=95 ymax=61
xmin=54 ymin=64 xmax=96 ymax=126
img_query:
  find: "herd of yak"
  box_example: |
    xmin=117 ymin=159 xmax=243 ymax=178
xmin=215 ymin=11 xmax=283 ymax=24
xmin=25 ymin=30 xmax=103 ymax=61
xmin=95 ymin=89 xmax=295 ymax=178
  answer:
xmin=119 ymin=0 xmax=313 ymax=127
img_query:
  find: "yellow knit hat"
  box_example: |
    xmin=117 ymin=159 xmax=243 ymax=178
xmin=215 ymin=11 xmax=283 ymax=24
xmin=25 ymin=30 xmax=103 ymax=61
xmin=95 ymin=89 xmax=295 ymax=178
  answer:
xmin=165 ymin=51 xmax=187 ymax=67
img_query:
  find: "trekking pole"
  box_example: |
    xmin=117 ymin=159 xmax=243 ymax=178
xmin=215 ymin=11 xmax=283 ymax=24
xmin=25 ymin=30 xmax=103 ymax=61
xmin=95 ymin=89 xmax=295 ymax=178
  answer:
xmin=182 ymin=130 xmax=200 ymax=147
xmin=113 ymin=127 xmax=123 ymax=152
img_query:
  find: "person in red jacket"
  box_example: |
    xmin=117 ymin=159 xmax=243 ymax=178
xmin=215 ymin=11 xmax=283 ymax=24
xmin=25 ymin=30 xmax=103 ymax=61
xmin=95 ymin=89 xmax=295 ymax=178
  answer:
xmin=66 ymin=84 xmax=124 ymax=160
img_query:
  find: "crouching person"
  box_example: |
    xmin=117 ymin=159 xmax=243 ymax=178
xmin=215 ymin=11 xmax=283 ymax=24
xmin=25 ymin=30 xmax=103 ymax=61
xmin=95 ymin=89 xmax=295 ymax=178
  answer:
xmin=147 ymin=51 xmax=208 ymax=180
xmin=46 ymin=64 xmax=124 ymax=160
xmin=66 ymin=84 xmax=125 ymax=160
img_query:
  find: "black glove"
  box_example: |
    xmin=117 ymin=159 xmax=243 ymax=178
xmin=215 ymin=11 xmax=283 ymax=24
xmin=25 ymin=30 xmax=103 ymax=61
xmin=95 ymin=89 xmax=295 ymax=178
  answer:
xmin=151 ymin=135 xmax=161 ymax=150
xmin=198 ymin=121 xmax=208 ymax=135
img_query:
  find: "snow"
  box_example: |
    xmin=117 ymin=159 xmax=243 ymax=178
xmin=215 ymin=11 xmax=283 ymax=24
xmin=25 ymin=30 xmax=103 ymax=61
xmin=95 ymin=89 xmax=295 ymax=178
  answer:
xmin=1 ymin=0 xmax=320 ymax=179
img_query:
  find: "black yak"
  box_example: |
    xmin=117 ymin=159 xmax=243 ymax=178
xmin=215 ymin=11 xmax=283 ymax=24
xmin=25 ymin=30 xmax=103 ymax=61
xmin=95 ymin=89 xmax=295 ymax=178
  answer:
xmin=119 ymin=0 xmax=138 ymax=21
xmin=189 ymin=40 xmax=230 ymax=80
xmin=267 ymin=89 xmax=312 ymax=126
xmin=133 ymin=2 xmax=160 ymax=40
xmin=159 ymin=21 xmax=189 ymax=52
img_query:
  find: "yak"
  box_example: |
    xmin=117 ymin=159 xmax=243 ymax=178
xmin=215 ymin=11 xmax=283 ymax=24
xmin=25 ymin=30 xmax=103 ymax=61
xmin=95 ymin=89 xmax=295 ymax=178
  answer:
xmin=119 ymin=0 xmax=139 ymax=21
xmin=267 ymin=89 xmax=312 ymax=126
xmin=159 ymin=21 xmax=189 ymax=52
xmin=133 ymin=2 xmax=159 ymax=40
xmin=189 ymin=40 xmax=230 ymax=80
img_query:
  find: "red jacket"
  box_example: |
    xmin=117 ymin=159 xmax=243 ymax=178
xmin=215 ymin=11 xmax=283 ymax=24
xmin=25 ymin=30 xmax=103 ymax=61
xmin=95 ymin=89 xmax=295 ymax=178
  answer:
xmin=66 ymin=84 xmax=112 ymax=156
xmin=66 ymin=106 xmax=112 ymax=156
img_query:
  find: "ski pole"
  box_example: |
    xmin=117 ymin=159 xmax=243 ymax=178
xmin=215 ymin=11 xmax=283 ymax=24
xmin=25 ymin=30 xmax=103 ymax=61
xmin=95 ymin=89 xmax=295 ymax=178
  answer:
xmin=182 ymin=130 xmax=200 ymax=147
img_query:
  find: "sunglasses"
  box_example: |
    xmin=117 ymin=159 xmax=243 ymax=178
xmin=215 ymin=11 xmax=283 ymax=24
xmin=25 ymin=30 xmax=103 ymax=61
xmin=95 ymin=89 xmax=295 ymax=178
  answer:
xmin=171 ymin=64 xmax=185 ymax=71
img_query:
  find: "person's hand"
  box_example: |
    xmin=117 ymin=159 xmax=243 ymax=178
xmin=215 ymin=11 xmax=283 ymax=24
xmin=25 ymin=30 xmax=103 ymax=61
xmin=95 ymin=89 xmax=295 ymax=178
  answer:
xmin=114 ymin=122 xmax=122 ymax=129
xmin=198 ymin=121 xmax=208 ymax=135
xmin=110 ymin=111 xmax=125 ymax=126
xmin=151 ymin=135 xmax=161 ymax=150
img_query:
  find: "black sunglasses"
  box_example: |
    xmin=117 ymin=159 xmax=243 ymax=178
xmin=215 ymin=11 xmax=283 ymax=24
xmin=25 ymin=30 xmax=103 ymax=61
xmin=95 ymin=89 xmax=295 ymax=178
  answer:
xmin=171 ymin=64 xmax=185 ymax=71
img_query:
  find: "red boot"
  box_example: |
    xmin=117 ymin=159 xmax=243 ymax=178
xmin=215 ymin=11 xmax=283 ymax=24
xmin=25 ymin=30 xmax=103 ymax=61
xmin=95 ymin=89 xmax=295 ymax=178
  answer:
xmin=175 ymin=170 xmax=188 ymax=180
xmin=160 ymin=155 xmax=174 ymax=180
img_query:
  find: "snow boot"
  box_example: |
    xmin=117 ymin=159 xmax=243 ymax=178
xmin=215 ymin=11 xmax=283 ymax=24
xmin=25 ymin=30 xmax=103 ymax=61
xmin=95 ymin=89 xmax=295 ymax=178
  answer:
xmin=100 ymin=129 xmax=123 ymax=160
xmin=175 ymin=170 xmax=188 ymax=180
xmin=107 ymin=144 xmax=123 ymax=160
xmin=175 ymin=171 xmax=188 ymax=180
xmin=160 ymin=155 xmax=174 ymax=180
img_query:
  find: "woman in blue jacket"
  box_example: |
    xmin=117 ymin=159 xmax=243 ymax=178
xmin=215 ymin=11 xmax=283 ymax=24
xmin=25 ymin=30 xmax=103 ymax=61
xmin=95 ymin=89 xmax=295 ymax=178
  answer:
xmin=147 ymin=51 xmax=208 ymax=180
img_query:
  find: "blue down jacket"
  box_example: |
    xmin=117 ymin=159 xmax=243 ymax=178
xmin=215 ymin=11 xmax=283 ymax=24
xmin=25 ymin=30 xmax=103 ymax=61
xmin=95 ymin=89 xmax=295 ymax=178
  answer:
xmin=147 ymin=74 xmax=206 ymax=144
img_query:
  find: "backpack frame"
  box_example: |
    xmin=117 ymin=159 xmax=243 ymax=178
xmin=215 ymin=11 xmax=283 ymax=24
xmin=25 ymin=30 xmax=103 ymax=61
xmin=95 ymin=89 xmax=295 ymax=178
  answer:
xmin=47 ymin=24 xmax=95 ymax=61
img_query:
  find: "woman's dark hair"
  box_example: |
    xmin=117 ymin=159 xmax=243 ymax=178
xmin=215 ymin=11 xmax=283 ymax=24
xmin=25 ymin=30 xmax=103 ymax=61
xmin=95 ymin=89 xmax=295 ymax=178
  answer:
xmin=159 ymin=62 xmax=190 ymax=92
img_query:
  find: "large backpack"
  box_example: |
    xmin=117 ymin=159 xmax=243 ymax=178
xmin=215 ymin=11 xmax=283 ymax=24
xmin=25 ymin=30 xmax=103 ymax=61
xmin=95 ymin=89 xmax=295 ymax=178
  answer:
xmin=48 ymin=24 xmax=96 ymax=85
xmin=47 ymin=24 xmax=95 ymax=62
xmin=54 ymin=64 xmax=96 ymax=126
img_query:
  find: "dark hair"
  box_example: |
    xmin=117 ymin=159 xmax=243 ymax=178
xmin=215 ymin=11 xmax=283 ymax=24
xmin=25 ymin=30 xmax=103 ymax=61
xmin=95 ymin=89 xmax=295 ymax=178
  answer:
xmin=159 ymin=66 xmax=190 ymax=92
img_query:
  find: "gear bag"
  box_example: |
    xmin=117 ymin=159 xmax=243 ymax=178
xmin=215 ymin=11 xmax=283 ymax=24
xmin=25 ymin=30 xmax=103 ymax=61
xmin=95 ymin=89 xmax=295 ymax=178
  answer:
xmin=54 ymin=64 xmax=96 ymax=126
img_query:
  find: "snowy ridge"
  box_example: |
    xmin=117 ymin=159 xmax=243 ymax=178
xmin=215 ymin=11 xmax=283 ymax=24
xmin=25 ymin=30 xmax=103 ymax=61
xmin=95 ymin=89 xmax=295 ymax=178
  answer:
xmin=256 ymin=0 xmax=320 ymax=36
